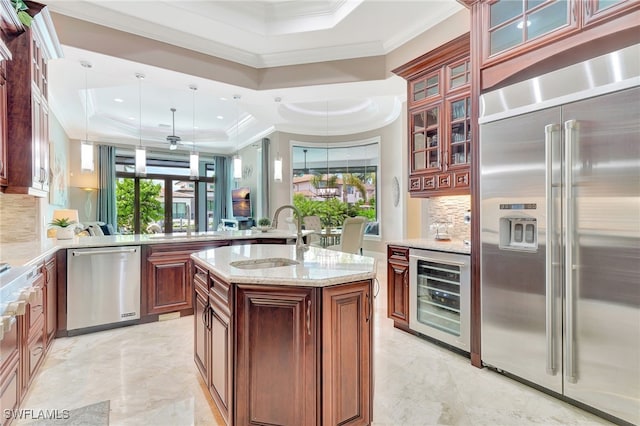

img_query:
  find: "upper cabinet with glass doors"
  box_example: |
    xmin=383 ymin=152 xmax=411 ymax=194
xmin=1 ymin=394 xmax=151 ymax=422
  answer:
xmin=476 ymin=0 xmax=640 ymax=90
xmin=393 ymin=34 xmax=471 ymax=197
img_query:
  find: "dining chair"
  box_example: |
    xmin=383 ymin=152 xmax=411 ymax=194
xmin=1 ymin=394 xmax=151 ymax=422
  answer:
xmin=303 ymin=215 xmax=323 ymax=246
xmin=326 ymin=216 xmax=367 ymax=254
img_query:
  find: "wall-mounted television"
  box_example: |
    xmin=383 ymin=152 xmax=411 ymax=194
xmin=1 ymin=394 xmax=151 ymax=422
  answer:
xmin=231 ymin=187 xmax=251 ymax=218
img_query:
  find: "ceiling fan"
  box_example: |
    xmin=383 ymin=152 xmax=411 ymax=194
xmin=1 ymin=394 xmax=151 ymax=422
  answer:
xmin=166 ymin=107 xmax=181 ymax=150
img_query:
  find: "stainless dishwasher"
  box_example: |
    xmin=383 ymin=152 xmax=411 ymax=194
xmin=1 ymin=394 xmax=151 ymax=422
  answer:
xmin=67 ymin=246 xmax=141 ymax=331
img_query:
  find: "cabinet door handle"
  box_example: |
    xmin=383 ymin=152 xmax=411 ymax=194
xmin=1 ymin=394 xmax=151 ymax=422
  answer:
xmin=306 ymin=299 xmax=311 ymax=336
xmin=584 ymin=0 xmax=591 ymax=17
xmin=202 ymin=301 xmax=210 ymax=330
xmin=365 ymin=292 xmax=370 ymax=323
xmin=32 ymin=345 xmax=44 ymax=356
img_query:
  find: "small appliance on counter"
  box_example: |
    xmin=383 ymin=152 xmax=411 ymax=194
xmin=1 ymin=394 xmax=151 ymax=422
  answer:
xmin=430 ymin=219 xmax=453 ymax=241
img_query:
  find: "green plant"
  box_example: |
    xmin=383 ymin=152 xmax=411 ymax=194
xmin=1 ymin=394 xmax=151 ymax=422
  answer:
xmin=116 ymin=178 xmax=163 ymax=234
xmin=10 ymin=0 xmax=32 ymax=27
xmin=257 ymin=217 xmax=271 ymax=227
xmin=49 ymin=217 xmax=76 ymax=228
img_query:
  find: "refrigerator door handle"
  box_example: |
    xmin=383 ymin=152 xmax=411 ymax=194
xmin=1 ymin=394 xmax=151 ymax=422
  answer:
xmin=545 ymin=123 xmax=561 ymax=375
xmin=564 ymin=119 xmax=578 ymax=384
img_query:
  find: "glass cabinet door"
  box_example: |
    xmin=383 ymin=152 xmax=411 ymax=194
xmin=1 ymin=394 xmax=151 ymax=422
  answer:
xmin=415 ymin=260 xmax=462 ymax=337
xmin=448 ymin=96 xmax=471 ymax=168
xmin=487 ymin=0 xmax=572 ymax=57
xmin=410 ymin=71 xmax=439 ymax=104
xmin=411 ymin=105 xmax=440 ymax=172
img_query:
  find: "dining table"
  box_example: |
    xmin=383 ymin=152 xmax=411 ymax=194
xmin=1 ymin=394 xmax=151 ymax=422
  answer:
xmin=316 ymin=228 xmax=342 ymax=248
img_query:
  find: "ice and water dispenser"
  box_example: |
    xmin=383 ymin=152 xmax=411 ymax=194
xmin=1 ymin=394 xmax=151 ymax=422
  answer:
xmin=498 ymin=204 xmax=538 ymax=251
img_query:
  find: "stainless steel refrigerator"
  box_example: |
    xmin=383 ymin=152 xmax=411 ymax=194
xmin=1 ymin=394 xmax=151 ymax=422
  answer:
xmin=480 ymin=44 xmax=639 ymax=425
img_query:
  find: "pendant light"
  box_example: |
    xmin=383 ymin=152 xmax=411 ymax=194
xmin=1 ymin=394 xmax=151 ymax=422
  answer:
xmin=318 ymin=101 xmax=336 ymax=198
xmin=134 ymin=72 xmax=146 ymax=176
xmin=273 ymin=97 xmax=283 ymax=182
xmin=233 ymin=94 xmax=242 ymax=180
xmin=80 ymin=61 xmax=94 ymax=172
xmin=189 ymin=84 xmax=199 ymax=180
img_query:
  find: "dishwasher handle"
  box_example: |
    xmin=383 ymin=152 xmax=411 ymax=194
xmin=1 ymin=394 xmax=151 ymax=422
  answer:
xmin=72 ymin=247 xmax=138 ymax=256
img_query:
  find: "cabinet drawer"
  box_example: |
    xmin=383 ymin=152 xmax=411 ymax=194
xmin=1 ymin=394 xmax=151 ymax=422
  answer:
xmin=453 ymin=171 xmax=470 ymax=189
xmin=28 ymin=286 xmax=44 ymax=332
xmin=194 ymin=264 xmax=208 ymax=288
xmin=209 ymin=275 xmax=231 ymax=315
xmin=25 ymin=324 xmax=45 ymax=382
xmin=387 ymin=246 xmax=409 ymax=262
xmin=0 ymin=359 xmax=20 ymax=420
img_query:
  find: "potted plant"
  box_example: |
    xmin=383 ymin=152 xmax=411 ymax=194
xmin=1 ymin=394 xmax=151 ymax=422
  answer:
xmin=255 ymin=217 xmax=272 ymax=232
xmin=49 ymin=217 xmax=77 ymax=240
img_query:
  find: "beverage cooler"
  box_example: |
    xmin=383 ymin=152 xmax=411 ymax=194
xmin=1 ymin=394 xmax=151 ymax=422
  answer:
xmin=409 ymin=249 xmax=470 ymax=352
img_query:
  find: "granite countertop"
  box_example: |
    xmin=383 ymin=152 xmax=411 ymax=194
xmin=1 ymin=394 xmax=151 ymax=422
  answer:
xmin=0 ymin=229 xmax=309 ymax=269
xmin=386 ymin=238 xmax=471 ymax=255
xmin=192 ymin=244 xmax=377 ymax=288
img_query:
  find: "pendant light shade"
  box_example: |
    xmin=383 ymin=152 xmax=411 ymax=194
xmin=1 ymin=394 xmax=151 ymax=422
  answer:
xmin=135 ymin=147 xmax=146 ymax=176
xmin=190 ymin=152 xmax=199 ymax=178
xmin=135 ymin=73 xmax=146 ymax=176
xmin=233 ymin=155 xmax=242 ymax=180
xmin=273 ymin=155 xmax=283 ymax=182
xmin=80 ymin=61 xmax=94 ymax=172
xmin=232 ymin=94 xmax=242 ymax=180
xmin=189 ymin=84 xmax=199 ymax=179
xmin=81 ymin=141 xmax=94 ymax=172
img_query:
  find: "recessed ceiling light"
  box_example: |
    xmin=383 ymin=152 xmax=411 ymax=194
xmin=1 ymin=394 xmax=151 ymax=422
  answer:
xmin=114 ymin=98 xmax=124 ymax=103
xmin=219 ymin=97 xmax=228 ymax=101
xmin=217 ymin=115 xmax=224 ymax=120
xmin=128 ymin=116 xmax=135 ymax=120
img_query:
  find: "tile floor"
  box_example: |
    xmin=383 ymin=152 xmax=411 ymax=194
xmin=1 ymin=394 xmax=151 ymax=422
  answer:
xmin=18 ymin=261 xmax=612 ymax=426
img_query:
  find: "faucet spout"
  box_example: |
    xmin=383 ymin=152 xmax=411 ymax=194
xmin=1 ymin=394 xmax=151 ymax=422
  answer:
xmin=272 ymin=205 xmax=306 ymax=251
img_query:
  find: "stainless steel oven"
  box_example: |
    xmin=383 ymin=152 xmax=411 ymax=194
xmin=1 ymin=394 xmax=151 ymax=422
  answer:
xmin=409 ymin=249 xmax=470 ymax=352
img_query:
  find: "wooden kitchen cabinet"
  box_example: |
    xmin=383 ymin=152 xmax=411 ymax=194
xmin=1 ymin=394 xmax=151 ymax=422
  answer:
xmin=21 ymin=268 xmax=44 ymax=391
xmin=387 ymin=245 xmax=410 ymax=328
xmin=0 ymin=59 xmax=7 ymax=187
xmin=44 ymin=255 xmax=56 ymax=346
xmin=144 ymin=241 xmax=227 ymax=317
xmin=393 ymin=34 xmax=471 ymax=197
xmin=474 ymin=0 xmax=640 ymax=90
xmin=235 ymin=285 xmax=317 ymax=426
xmin=4 ymin=11 xmax=60 ymax=196
xmin=322 ymin=281 xmax=372 ymax=426
xmin=0 ymin=316 xmax=21 ymax=426
xmin=208 ymin=273 xmax=232 ymax=425
xmin=193 ymin=264 xmax=209 ymax=383
xmin=146 ymin=249 xmax=193 ymax=316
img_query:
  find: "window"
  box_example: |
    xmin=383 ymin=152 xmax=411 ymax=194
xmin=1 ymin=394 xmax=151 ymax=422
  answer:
xmin=291 ymin=139 xmax=380 ymax=236
xmin=115 ymin=150 xmax=215 ymax=234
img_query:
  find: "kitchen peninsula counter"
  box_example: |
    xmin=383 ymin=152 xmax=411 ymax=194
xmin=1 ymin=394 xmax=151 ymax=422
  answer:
xmin=191 ymin=244 xmax=375 ymax=425
xmin=0 ymin=229 xmax=308 ymax=268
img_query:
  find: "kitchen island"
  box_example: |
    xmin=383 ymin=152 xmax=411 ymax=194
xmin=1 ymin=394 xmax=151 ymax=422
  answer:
xmin=191 ymin=244 xmax=376 ymax=426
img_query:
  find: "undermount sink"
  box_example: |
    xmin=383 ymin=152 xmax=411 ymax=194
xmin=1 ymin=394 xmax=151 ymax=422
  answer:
xmin=230 ymin=258 xmax=300 ymax=270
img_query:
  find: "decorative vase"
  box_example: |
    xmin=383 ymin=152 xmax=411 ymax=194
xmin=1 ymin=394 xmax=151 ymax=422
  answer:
xmin=56 ymin=227 xmax=75 ymax=240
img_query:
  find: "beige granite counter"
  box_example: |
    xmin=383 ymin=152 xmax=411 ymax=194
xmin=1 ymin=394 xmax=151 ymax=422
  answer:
xmin=386 ymin=238 xmax=471 ymax=255
xmin=191 ymin=244 xmax=377 ymax=287
xmin=0 ymin=230 xmax=307 ymax=269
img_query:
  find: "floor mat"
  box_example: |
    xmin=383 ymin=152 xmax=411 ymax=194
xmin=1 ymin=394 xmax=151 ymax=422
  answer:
xmin=26 ymin=400 xmax=109 ymax=426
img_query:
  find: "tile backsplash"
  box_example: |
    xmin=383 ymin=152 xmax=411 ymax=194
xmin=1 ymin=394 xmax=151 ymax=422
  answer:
xmin=424 ymin=195 xmax=471 ymax=242
xmin=0 ymin=192 xmax=39 ymax=243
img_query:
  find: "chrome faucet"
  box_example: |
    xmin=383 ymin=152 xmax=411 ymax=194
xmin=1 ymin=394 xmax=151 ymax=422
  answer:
xmin=185 ymin=204 xmax=191 ymax=237
xmin=272 ymin=204 xmax=306 ymax=251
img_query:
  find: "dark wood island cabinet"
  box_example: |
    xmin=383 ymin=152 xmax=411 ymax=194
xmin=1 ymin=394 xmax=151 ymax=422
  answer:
xmin=192 ymin=244 xmax=375 ymax=426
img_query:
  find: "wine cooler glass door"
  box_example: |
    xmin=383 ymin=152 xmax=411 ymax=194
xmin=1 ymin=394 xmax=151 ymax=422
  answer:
xmin=409 ymin=249 xmax=470 ymax=352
